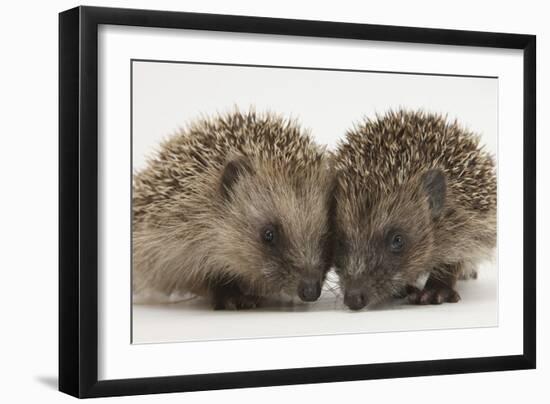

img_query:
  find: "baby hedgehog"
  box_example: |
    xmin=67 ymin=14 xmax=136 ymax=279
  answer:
xmin=332 ymin=109 xmax=496 ymax=310
xmin=133 ymin=110 xmax=334 ymax=309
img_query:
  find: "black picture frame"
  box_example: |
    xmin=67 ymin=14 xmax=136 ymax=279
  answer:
xmin=59 ymin=5 xmax=536 ymax=398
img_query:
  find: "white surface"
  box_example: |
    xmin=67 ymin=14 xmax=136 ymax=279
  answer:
xmin=1 ymin=1 xmax=548 ymax=403
xmin=133 ymin=264 xmax=497 ymax=344
xmin=98 ymin=20 xmax=523 ymax=381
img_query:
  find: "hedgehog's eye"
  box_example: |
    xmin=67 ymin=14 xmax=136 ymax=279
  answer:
xmin=262 ymin=227 xmax=275 ymax=244
xmin=390 ymin=234 xmax=405 ymax=252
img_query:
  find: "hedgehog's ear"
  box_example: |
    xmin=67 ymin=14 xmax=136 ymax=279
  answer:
xmin=421 ymin=169 xmax=446 ymax=219
xmin=220 ymin=157 xmax=253 ymax=200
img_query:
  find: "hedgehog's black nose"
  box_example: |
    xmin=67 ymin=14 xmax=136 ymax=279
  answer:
xmin=298 ymin=280 xmax=322 ymax=302
xmin=344 ymin=290 xmax=368 ymax=310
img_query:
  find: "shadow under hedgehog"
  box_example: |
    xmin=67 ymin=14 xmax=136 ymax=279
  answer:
xmin=132 ymin=110 xmax=334 ymax=309
xmin=331 ymin=109 xmax=497 ymax=311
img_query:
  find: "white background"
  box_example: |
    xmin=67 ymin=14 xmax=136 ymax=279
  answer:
xmin=132 ymin=60 xmax=498 ymax=169
xmin=0 ymin=1 xmax=547 ymax=403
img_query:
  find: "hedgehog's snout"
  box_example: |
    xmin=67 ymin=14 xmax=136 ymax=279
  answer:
xmin=297 ymin=278 xmax=322 ymax=302
xmin=344 ymin=288 xmax=369 ymax=311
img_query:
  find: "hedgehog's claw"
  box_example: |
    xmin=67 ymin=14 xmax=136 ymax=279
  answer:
xmin=406 ymin=284 xmax=460 ymax=305
xmin=213 ymin=294 xmax=260 ymax=310
xmin=458 ymin=269 xmax=478 ymax=280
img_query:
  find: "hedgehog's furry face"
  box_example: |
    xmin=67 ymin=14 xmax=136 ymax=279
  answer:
xmin=333 ymin=169 xmax=446 ymax=310
xmin=215 ymin=157 xmax=333 ymax=302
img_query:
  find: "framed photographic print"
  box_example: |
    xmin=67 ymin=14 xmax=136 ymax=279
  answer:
xmin=59 ymin=5 xmax=536 ymax=398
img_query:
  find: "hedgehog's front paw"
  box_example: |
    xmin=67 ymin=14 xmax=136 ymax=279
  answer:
xmin=213 ymin=294 xmax=260 ymax=310
xmin=406 ymin=285 xmax=461 ymax=305
xmin=458 ymin=269 xmax=478 ymax=280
